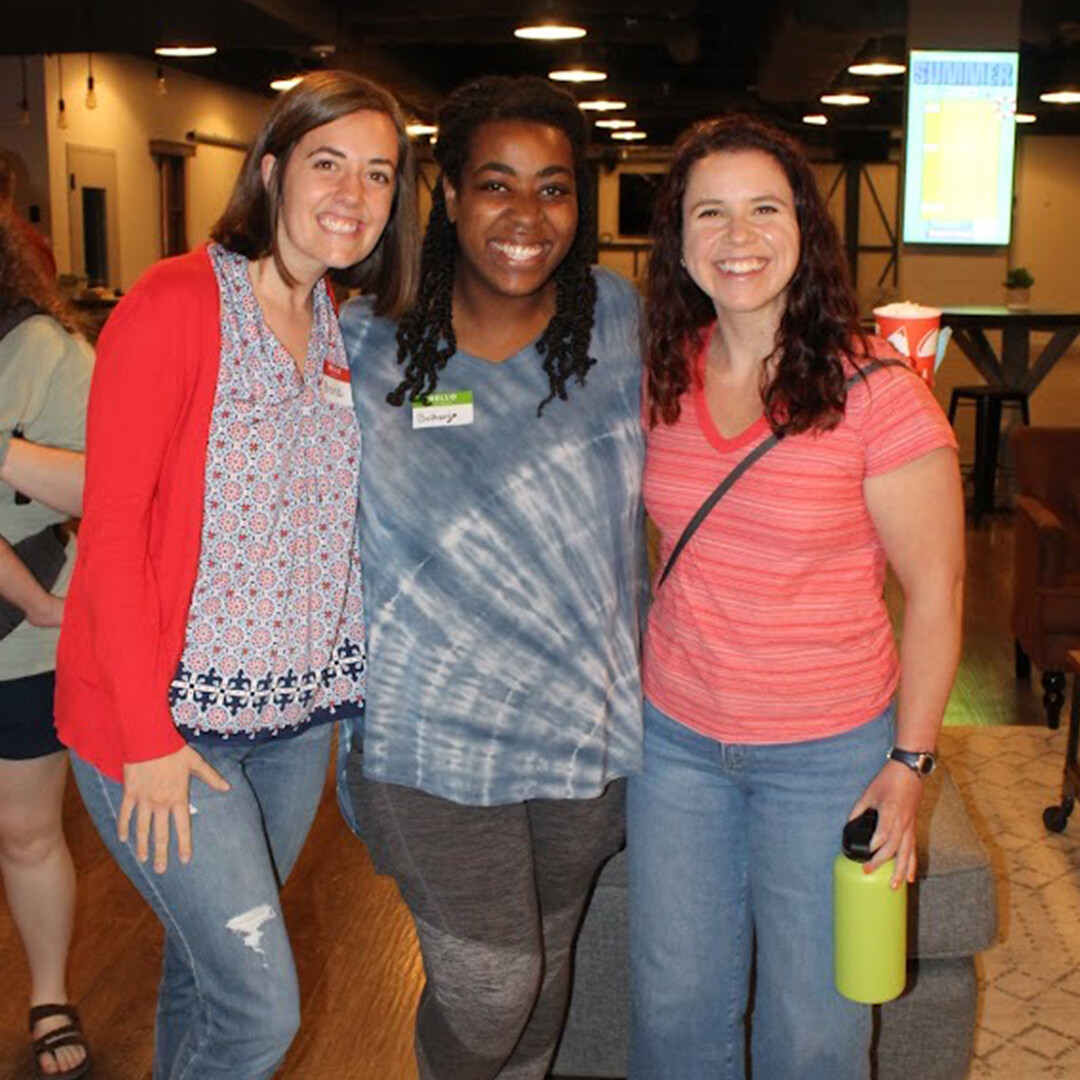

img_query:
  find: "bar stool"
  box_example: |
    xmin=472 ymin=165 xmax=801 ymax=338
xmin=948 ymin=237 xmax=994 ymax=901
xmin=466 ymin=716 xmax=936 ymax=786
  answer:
xmin=947 ymin=385 xmax=1030 ymax=522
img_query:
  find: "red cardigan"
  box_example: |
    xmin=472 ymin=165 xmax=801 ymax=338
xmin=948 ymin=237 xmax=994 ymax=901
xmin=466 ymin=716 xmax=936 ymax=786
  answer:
xmin=56 ymin=247 xmax=221 ymax=780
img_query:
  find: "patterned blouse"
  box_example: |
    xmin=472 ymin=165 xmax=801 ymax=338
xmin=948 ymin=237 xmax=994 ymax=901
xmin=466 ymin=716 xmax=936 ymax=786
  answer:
xmin=169 ymin=243 xmax=365 ymax=740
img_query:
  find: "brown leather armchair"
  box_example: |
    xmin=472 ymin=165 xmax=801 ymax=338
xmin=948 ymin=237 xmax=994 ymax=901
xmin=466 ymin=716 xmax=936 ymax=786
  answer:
xmin=1011 ymin=427 xmax=1080 ymax=727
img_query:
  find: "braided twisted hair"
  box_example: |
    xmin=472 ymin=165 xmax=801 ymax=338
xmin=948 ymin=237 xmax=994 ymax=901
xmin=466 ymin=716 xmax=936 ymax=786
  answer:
xmin=388 ymin=75 xmax=598 ymax=414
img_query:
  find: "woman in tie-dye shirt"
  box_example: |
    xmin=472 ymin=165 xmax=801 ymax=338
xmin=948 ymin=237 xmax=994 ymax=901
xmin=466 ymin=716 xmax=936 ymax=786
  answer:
xmin=340 ymin=75 xmax=645 ymax=1080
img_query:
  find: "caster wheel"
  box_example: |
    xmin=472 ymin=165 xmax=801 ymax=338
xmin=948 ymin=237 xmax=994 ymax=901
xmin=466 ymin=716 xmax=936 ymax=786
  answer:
xmin=1043 ymin=805 xmax=1070 ymax=833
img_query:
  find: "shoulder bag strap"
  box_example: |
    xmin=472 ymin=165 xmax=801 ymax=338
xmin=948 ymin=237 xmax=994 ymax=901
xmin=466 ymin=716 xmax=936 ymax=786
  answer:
xmin=657 ymin=357 xmax=901 ymax=588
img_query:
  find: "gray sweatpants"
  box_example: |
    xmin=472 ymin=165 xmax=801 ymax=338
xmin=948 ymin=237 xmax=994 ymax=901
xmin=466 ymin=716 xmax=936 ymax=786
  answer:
xmin=347 ymin=752 xmax=625 ymax=1080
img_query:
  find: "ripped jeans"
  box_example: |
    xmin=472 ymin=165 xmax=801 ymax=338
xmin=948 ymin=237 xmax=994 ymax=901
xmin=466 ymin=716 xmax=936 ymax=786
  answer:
xmin=70 ymin=722 xmax=333 ymax=1080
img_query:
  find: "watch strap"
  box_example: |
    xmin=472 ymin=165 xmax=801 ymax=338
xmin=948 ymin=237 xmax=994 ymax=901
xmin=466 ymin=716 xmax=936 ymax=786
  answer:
xmin=887 ymin=747 xmax=936 ymax=776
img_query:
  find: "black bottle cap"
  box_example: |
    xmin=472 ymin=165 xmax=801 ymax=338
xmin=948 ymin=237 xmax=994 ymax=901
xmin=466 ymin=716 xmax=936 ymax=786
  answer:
xmin=842 ymin=808 xmax=879 ymax=863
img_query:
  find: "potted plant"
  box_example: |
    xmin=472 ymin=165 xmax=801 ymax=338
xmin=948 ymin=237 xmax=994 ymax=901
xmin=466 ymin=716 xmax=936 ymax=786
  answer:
xmin=1004 ymin=267 xmax=1034 ymax=310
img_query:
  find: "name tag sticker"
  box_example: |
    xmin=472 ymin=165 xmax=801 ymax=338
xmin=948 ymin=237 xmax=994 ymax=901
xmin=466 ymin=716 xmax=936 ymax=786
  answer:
xmin=412 ymin=390 xmax=475 ymax=430
xmin=321 ymin=357 xmax=353 ymax=408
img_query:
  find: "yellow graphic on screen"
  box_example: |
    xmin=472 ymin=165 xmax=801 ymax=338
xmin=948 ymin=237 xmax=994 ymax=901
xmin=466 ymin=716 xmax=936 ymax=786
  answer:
xmin=920 ymin=100 xmax=999 ymax=220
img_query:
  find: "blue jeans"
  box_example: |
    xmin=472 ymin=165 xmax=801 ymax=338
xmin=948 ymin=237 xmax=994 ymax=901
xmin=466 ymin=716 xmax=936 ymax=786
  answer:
xmin=71 ymin=723 xmax=333 ymax=1080
xmin=627 ymin=700 xmax=893 ymax=1080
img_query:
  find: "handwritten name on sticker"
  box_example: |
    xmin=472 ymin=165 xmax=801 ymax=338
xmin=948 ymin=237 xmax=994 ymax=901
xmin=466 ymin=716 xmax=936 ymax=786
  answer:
xmin=321 ymin=357 xmax=353 ymax=408
xmin=412 ymin=390 xmax=474 ymax=430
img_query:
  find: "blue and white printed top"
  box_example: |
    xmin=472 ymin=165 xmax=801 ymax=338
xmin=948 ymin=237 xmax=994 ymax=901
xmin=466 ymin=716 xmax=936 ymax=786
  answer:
xmin=340 ymin=267 xmax=646 ymax=805
xmin=170 ymin=244 xmax=366 ymax=741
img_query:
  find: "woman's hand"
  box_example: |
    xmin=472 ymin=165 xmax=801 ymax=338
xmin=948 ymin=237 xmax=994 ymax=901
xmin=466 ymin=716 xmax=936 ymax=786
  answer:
xmin=847 ymin=762 xmax=924 ymax=888
xmin=119 ymin=747 xmax=231 ymax=873
xmin=25 ymin=590 xmax=65 ymax=627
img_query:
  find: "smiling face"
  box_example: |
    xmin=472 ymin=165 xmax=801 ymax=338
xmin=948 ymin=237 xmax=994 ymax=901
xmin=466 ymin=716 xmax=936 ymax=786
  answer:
xmin=681 ymin=149 xmax=801 ymax=330
xmin=444 ymin=119 xmax=579 ymax=304
xmin=263 ymin=108 xmax=400 ymax=288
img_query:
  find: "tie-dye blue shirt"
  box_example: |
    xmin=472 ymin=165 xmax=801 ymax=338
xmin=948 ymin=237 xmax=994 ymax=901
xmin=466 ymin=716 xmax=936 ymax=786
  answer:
xmin=340 ymin=268 xmax=645 ymax=806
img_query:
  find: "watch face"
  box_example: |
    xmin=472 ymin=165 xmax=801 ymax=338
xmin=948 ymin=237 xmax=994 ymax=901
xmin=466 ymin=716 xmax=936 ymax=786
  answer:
xmin=890 ymin=748 xmax=936 ymax=775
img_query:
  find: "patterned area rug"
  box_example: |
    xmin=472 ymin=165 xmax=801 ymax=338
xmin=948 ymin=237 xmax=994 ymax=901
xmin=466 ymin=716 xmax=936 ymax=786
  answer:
xmin=939 ymin=725 xmax=1080 ymax=1078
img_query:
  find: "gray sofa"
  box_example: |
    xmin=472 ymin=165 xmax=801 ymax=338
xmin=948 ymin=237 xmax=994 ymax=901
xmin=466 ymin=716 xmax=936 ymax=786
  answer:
xmin=552 ymin=766 xmax=997 ymax=1080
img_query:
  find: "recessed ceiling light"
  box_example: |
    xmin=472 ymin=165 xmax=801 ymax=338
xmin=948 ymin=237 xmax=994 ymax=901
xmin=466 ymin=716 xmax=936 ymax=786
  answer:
xmin=515 ymin=24 xmax=587 ymax=41
xmin=270 ymin=76 xmax=304 ymax=92
xmin=820 ymin=92 xmax=871 ymax=106
xmin=1014 ymin=113 xmax=1037 ymax=124
xmin=802 ymin=114 xmax=829 ymax=126
xmin=1040 ymin=89 xmax=1080 ymax=104
xmin=578 ymin=99 xmax=627 ymax=111
xmin=155 ymin=46 xmax=218 ymax=58
xmin=406 ymin=123 xmax=438 ymax=137
xmin=847 ymin=61 xmax=906 ymax=77
xmin=595 ymin=118 xmax=637 ymax=129
xmin=549 ymin=68 xmax=607 ymax=83
xmin=611 ymin=131 xmax=647 ymax=141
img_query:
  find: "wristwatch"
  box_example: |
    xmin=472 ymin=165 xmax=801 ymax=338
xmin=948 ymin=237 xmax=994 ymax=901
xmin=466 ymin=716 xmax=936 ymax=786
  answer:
xmin=887 ymin=747 xmax=937 ymax=777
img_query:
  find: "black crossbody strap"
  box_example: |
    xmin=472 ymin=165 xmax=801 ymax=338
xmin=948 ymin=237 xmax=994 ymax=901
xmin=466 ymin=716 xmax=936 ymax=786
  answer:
xmin=657 ymin=357 xmax=900 ymax=588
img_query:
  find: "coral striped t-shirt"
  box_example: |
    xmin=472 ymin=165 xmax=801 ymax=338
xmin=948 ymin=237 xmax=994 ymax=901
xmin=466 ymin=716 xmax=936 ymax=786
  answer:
xmin=643 ymin=344 xmax=957 ymax=745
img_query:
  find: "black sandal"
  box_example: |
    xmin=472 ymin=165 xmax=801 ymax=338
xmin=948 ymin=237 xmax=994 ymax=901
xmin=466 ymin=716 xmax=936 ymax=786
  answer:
xmin=29 ymin=1004 xmax=91 ymax=1080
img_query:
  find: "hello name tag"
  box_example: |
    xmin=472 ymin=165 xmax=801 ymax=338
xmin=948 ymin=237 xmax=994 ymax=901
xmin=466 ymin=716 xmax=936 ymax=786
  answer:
xmin=321 ymin=357 xmax=353 ymax=407
xmin=412 ymin=390 xmax=475 ymax=429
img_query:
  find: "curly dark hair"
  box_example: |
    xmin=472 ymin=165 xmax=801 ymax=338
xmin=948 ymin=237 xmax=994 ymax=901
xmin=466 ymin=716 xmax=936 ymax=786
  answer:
xmin=388 ymin=74 xmax=598 ymax=414
xmin=0 ymin=211 xmax=82 ymax=334
xmin=645 ymin=114 xmax=867 ymax=434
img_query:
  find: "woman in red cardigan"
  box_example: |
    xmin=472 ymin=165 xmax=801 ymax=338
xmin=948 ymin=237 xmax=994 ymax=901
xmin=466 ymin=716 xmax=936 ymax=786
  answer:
xmin=55 ymin=71 xmax=418 ymax=1080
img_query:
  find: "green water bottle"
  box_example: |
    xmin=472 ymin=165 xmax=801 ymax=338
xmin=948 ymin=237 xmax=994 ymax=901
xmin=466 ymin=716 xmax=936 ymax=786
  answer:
xmin=834 ymin=808 xmax=907 ymax=1003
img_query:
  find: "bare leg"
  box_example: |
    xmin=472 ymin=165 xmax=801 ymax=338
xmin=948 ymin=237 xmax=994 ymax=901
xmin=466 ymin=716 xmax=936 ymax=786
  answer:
xmin=0 ymin=751 xmax=85 ymax=1075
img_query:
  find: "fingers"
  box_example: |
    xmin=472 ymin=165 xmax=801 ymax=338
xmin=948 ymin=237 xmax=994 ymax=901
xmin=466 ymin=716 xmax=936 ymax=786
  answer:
xmin=173 ymin=803 xmax=193 ymax=866
xmin=189 ymin=754 xmax=231 ymax=792
xmin=135 ymin=799 xmax=152 ymax=865
xmin=863 ymin=812 xmax=917 ymax=887
xmin=117 ymin=791 xmax=136 ymax=844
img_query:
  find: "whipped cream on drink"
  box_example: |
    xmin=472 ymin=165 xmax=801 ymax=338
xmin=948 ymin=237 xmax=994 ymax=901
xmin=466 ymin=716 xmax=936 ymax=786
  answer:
xmin=873 ymin=301 xmax=942 ymax=319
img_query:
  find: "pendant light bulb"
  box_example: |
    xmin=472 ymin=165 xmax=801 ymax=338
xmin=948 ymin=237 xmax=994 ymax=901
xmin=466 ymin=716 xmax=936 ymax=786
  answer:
xmin=85 ymin=54 xmax=97 ymax=109
xmin=18 ymin=58 xmax=30 ymax=126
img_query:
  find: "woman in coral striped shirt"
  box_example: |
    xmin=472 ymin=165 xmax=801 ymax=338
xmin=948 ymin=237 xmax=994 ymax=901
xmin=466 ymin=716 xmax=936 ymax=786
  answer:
xmin=629 ymin=115 xmax=964 ymax=1080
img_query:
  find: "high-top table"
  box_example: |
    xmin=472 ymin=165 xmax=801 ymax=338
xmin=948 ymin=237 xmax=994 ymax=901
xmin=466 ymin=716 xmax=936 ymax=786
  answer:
xmin=940 ymin=306 xmax=1080 ymax=393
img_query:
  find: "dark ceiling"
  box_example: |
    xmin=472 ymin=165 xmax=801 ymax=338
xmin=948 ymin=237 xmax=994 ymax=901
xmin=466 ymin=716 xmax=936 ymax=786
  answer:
xmin=6 ymin=0 xmax=1080 ymax=145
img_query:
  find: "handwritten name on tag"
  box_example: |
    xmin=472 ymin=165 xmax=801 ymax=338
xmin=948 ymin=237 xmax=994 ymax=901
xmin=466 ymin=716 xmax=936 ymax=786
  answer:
xmin=321 ymin=357 xmax=353 ymax=408
xmin=412 ymin=390 xmax=475 ymax=430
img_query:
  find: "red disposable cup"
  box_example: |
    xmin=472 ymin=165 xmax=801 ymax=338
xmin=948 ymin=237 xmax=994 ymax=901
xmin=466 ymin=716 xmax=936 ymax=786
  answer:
xmin=873 ymin=306 xmax=942 ymax=387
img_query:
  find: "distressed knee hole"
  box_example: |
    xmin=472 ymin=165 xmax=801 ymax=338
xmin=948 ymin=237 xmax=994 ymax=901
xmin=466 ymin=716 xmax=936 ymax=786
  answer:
xmin=226 ymin=904 xmax=277 ymax=955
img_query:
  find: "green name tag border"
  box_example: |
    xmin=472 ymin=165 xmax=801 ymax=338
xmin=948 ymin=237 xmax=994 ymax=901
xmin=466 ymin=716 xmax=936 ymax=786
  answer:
xmin=412 ymin=390 xmax=474 ymax=410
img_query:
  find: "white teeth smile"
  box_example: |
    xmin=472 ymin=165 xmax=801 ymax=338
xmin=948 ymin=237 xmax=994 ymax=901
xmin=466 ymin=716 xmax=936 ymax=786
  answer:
xmin=718 ymin=258 xmax=767 ymax=274
xmin=492 ymin=241 xmax=545 ymax=262
xmin=318 ymin=214 xmax=361 ymax=234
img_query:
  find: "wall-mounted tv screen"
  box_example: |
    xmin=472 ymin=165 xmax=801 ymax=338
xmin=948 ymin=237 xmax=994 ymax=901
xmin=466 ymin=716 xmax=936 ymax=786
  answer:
xmin=618 ymin=172 xmax=663 ymax=237
xmin=902 ymin=49 xmax=1019 ymax=245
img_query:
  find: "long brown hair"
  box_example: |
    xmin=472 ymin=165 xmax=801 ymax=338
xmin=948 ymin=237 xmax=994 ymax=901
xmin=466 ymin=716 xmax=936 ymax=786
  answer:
xmin=212 ymin=70 xmax=420 ymax=318
xmin=0 ymin=211 xmax=81 ymax=333
xmin=645 ymin=114 xmax=866 ymax=434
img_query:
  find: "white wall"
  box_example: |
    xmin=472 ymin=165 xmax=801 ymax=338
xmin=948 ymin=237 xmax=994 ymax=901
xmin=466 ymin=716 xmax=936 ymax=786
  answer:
xmin=1011 ymin=135 xmax=1080 ymax=309
xmin=24 ymin=52 xmax=270 ymax=290
xmin=0 ymin=57 xmax=52 ymax=237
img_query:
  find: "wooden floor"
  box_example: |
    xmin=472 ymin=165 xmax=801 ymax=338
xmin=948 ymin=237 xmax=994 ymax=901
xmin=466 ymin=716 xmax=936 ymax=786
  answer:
xmin=0 ymin=756 xmax=426 ymax=1080
xmin=2 ymin=346 xmax=1077 ymax=1079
